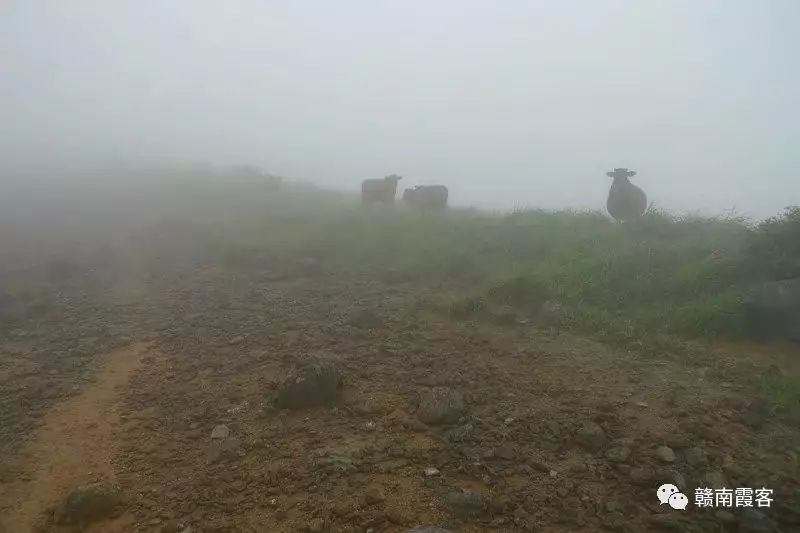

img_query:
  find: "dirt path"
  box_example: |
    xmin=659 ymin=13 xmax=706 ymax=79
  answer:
xmin=0 ymin=342 xmax=152 ymax=533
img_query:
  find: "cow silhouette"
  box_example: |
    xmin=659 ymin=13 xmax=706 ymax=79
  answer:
xmin=606 ymin=168 xmax=647 ymax=222
xmin=361 ymin=175 xmax=402 ymax=206
xmin=402 ymin=185 xmax=449 ymax=211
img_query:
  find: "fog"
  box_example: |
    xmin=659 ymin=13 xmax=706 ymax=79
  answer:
xmin=2 ymin=1 xmax=798 ymax=217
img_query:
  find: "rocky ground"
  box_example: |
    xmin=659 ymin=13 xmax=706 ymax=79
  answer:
xmin=0 ymin=258 xmax=798 ymax=532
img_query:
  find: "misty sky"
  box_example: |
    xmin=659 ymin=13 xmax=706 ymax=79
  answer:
xmin=2 ymin=1 xmax=798 ymax=216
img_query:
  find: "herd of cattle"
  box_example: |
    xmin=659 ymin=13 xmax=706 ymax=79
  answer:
xmin=361 ymin=168 xmax=648 ymax=221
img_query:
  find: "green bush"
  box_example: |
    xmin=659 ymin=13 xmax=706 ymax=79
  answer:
xmin=746 ymin=206 xmax=800 ymax=280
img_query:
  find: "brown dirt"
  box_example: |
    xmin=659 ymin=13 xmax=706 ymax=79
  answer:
xmin=1 ymin=266 xmax=798 ymax=532
xmin=0 ymin=343 xmax=152 ymax=533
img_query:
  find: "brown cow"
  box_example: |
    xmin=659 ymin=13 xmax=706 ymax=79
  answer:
xmin=361 ymin=174 xmax=402 ymax=206
xmin=606 ymin=168 xmax=647 ymax=222
xmin=402 ymin=185 xmax=449 ymax=211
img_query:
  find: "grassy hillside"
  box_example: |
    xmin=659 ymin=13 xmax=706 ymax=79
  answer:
xmin=210 ymin=201 xmax=799 ymax=353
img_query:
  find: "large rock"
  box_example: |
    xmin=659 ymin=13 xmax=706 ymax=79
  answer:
xmin=54 ymin=483 xmax=123 ymax=525
xmin=575 ymin=422 xmax=607 ymax=451
xmin=274 ymin=360 xmax=343 ymax=409
xmin=416 ymin=387 xmax=465 ymax=425
xmin=744 ymin=277 xmax=800 ymax=341
xmin=445 ymin=491 xmax=488 ymax=517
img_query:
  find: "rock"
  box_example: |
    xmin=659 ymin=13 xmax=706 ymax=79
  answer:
xmin=742 ymin=398 xmax=771 ymax=429
xmin=494 ymin=444 xmax=516 ymax=460
xmin=364 ymin=485 xmax=385 ymax=505
xmin=210 ymin=424 xmax=230 ymax=440
xmin=629 ymin=466 xmax=655 ymax=486
xmin=308 ymin=518 xmax=325 ymax=532
xmin=656 ymin=446 xmax=676 ymax=463
xmin=424 ymin=467 xmax=440 ymax=477
xmin=575 ymin=421 xmax=606 ymax=451
xmin=54 ymin=483 xmax=123 ymax=525
xmin=416 ymin=387 xmax=465 ymax=425
xmin=348 ymin=309 xmax=383 ymax=329
xmin=407 ymin=528 xmax=453 ymax=533
xmin=207 ymin=437 xmax=242 ymax=463
xmin=605 ymin=446 xmax=631 ymax=463
xmin=743 ymin=277 xmax=800 ymax=341
xmin=665 ymin=433 xmax=691 ymax=449
xmin=684 ymin=447 xmax=706 ymax=467
xmin=445 ymin=424 xmax=473 ymax=443
xmin=737 ymin=508 xmax=777 ymax=533
xmin=274 ymin=359 xmax=342 ymax=409
xmin=601 ymin=512 xmax=626 ymax=530
xmin=445 ymin=491 xmax=488 ymax=518
xmin=704 ymin=470 xmax=726 ymax=489
xmin=227 ymin=335 xmax=245 ymax=345
xmin=669 ymin=470 xmax=687 ymax=491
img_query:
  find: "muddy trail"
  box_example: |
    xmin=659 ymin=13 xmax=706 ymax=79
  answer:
xmin=1 ymin=264 xmax=798 ymax=532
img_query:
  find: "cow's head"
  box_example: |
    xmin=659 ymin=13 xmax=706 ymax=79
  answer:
xmin=385 ymin=174 xmax=403 ymax=183
xmin=402 ymin=188 xmax=416 ymax=204
xmin=606 ymin=168 xmax=636 ymax=180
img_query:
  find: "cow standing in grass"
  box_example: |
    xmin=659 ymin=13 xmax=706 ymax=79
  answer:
xmin=402 ymin=185 xmax=449 ymax=211
xmin=361 ymin=175 xmax=402 ymax=206
xmin=606 ymin=168 xmax=647 ymax=222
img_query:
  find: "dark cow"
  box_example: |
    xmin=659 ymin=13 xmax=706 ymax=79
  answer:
xmin=402 ymin=185 xmax=449 ymax=211
xmin=361 ymin=174 xmax=402 ymax=206
xmin=606 ymin=168 xmax=647 ymax=222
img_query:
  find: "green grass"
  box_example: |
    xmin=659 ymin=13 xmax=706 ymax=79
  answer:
xmin=759 ymin=366 xmax=800 ymax=425
xmin=201 ymin=200 xmax=799 ymax=352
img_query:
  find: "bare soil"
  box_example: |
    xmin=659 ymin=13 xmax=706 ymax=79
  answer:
xmin=1 ymin=264 xmax=798 ymax=532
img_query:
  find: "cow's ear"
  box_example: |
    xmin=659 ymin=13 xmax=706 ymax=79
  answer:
xmin=628 ymin=171 xmax=637 ymax=177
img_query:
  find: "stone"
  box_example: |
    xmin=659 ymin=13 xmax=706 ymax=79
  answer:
xmin=308 ymin=518 xmax=325 ymax=532
xmin=274 ymin=359 xmax=342 ymax=409
xmin=364 ymin=485 xmax=385 ymax=505
xmin=656 ymin=446 xmax=676 ymax=463
xmin=227 ymin=335 xmax=245 ymax=345
xmin=704 ymin=470 xmax=726 ymax=489
xmin=54 ymin=483 xmax=123 ymax=525
xmin=684 ymin=447 xmax=706 ymax=467
xmin=207 ymin=437 xmax=242 ymax=463
xmin=445 ymin=491 xmax=488 ymax=517
xmin=210 ymin=424 xmax=230 ymax=440
xmin=664 ymin=432 xmax=691 ymax=449
xmin=416 ymin=387 xmax=465 ymax=425
xmin=575 ymin=421 xmax=606 ymax=451
xmin=494 ymin=444 xmax=516 ymax=460
xmin=407 ymin=528 xmax=453 ymax=533
xmin=424 ymin=467 xmax=440 ymax=477
xmin=605 ymin=446 xmax=631 ymax=463
xmin=445 ymin=424 xmax=473 ymax=442
xmin=629 ymin=466 xmax=655 ymax=486
xmin=669 ymin=471 xmax=687 ymax=491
